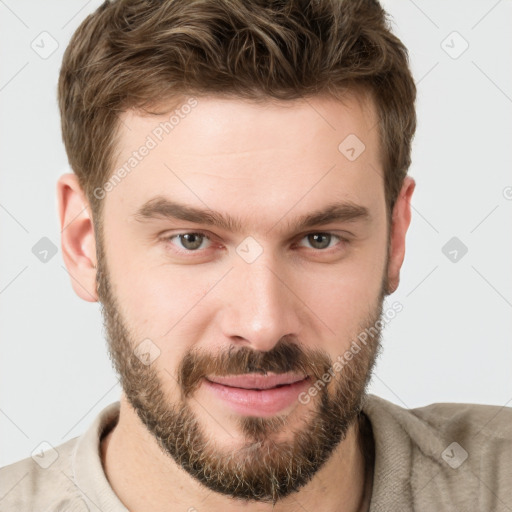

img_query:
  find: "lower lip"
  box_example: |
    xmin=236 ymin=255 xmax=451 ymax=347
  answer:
xmin=202 ymin=377 xmax=311 ymax=417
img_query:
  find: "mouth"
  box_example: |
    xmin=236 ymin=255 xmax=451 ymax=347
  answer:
xmin=205 ymin=372 xmax=309 ymax=390
xmin=201 ymin=373 xmax=311 ymax=417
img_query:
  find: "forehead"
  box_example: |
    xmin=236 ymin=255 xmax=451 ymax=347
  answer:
xmin=104 ymin=93 xmax=384 ymax=233
xmin=121 ymin=91 xmax=379 ymax=157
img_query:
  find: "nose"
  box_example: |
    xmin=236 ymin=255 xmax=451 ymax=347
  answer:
xmin=219 ymin=255 xmax=302 ymax=352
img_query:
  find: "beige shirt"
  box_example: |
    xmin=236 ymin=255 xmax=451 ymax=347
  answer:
xmin=1 ymin=394 xmax=511 ymax=511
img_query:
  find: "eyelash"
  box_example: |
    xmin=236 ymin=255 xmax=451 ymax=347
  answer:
xmin=161 ymin=231 xmax=349 ymax=256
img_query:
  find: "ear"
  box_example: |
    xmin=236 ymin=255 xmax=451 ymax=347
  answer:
xmin=386 ymin=176 xmax=415 ymax=295
xmin=57 ymin=173 xmax=98 ymax=302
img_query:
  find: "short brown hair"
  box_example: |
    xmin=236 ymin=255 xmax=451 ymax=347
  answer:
xmin=58 ymin=0 xmax=416 ymax=225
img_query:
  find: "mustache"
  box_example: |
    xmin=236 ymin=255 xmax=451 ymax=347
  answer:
xmin=178 ymin=338 xmax=333 ymax=398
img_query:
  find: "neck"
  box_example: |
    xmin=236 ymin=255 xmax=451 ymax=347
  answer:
xmin=101 ymin=395 xmax=373 ymax=512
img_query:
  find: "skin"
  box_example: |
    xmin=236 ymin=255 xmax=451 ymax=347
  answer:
xmin=57 ymin=93 xmax=415 ymax=512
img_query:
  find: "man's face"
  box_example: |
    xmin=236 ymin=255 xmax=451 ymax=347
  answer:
xmin=96 ymin=94 xmax=389 ymax=504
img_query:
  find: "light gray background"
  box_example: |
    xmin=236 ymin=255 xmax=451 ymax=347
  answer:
xmin=1 ymin=0 xmax=511 ymax=467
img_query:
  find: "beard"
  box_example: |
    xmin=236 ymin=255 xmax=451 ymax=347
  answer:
xmin=95 ymin=226 xmax=387 ymax=505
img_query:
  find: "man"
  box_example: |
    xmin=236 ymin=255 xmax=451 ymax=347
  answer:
xmin=1 ymin=0 xmax=510 ymax=511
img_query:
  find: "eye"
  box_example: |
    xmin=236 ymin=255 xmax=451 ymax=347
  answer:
xmin=166 ymin=232 xmax=212 ymax=252
xmin=162 ymin=231 xmax=348 ymax=256
xmin=297 ymin=232 xmax=347 ymax=251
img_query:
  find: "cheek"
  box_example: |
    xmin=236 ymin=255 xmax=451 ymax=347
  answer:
xmin=292 ymin=240 xmax=386 ymax=351
xmin=103 ymin=214 xmax=203 ymax=331
xmin=295 ymin=268 xmax=377 ymax=334
xmin=107 ymin=251 xmax=221 ymax=375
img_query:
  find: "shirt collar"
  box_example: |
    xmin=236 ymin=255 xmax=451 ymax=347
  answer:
xmin=70 ymin=394 xmax=428 ymax=511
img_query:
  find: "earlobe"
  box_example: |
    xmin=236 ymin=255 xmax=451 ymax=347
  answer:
xmin=57 ymin=173 xmax=99 ymax=302
xmin=386 ymin=176 xmax=416 ymax=295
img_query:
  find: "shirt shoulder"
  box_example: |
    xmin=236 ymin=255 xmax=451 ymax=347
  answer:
xmin=0 ymin=437 xmax=90 ymax=511
xmin=0 ymin=401 xmax=123 ymax=511
xmin=410 ymin=399 xmax=512 ymax=441
xmin=363 ymin=394 xmax=512 ymax=512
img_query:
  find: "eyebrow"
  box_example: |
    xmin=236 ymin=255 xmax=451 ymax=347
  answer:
xmin=132 ymin=196 xmax=371 ymax=234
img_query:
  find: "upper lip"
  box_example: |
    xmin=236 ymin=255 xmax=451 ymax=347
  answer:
xmin=205 ymin=373 xmax=308 ymax=390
